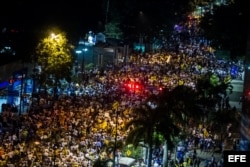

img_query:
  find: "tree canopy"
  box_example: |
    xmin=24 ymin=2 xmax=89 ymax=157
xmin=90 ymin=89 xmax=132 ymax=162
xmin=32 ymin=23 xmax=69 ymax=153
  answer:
xmin=199 ymin=0 xmax=247 ymax=59
xmin=102 ymin=0 xmax=197 ymax=43
xmin=34 ymin=29 xmax=74 ymax=88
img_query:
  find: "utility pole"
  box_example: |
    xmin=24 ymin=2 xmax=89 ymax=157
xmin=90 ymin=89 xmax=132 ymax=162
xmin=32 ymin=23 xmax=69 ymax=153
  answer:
xmin=113 ymin=107 xmax=118 ymax=167
xmin=81 ymin=51 xmax=85 ymax=81
xmin=19 ymin=71 xmax=23 ymax=115
xmin=105 ymin=0 xmax=110 ymax=25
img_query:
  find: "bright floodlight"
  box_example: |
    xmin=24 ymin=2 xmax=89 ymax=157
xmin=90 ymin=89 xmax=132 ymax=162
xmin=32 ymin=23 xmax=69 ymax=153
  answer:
xmin=51 ymin=33 xmax=58 ymax=39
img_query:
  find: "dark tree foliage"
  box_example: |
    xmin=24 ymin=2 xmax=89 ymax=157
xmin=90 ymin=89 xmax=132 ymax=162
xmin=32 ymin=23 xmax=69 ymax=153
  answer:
xmin=102 ymin=0 xmax=195 ymax=43
xmin=199 ymin=0 xmax=247 ymax=59
xmin=147 ymin=85 xmax=204 ymax=147
xmin=195 ymin=72 xmax=233 ymax=111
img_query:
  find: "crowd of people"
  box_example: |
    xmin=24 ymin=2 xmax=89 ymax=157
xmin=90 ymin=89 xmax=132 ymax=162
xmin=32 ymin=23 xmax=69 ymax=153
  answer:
xmin=0 ymin=18 xmax=242 ymax=167
xmin=0 ymin=48 xmax=238 ymax=167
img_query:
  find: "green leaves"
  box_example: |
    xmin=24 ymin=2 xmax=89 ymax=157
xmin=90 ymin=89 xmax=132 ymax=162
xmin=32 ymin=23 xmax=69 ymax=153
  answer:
xmin=35 ymin=30 xmax=74 ymax=88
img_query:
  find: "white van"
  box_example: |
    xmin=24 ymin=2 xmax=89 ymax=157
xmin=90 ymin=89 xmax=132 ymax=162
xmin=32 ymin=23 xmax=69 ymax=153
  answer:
xmin=118 ymin=157 xmax=136 ymax=167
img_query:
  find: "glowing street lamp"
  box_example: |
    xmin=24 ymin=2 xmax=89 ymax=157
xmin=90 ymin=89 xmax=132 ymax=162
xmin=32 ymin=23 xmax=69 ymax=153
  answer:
xmin=75 ymin=47 xmax=88 ymax=80
xmin=51 ymin=33 xmax=57 ymax=39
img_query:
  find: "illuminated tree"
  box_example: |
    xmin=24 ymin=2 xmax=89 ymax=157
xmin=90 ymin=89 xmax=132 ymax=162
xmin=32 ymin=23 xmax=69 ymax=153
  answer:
xmin=35 ymin=30 xmax=74 ymax=95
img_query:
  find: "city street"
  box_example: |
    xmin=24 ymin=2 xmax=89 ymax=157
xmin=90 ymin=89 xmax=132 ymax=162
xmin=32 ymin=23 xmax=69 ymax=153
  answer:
xmin=169 ymin=148 xmax=223 ymax=167
xmin=229 ymin=79 xmax=243 ymax=111
xmin=196 ymin=149 xmax=223 ymax=167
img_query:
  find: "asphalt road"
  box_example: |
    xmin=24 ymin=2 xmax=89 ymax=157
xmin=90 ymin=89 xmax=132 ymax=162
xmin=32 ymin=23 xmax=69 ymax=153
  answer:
xmin=229 ymin=79 xmax=243 ymax=111
xmin=196 ymin=149 xmax=223 ymax=167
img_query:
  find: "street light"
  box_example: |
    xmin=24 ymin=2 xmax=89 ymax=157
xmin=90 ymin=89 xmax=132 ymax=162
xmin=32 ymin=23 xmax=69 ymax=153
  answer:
xmin=75 ymin=47 xmax=87 ymax=81
xmin=82 ymin=48 xmax=88 ymax=81
xmin=51 ymin=33 xmax=57 ymax=39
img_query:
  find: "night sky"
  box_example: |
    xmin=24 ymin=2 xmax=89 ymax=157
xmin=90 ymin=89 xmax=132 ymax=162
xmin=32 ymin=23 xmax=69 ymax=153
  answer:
xmin=0 ymin=0 xmax=105 ymax=39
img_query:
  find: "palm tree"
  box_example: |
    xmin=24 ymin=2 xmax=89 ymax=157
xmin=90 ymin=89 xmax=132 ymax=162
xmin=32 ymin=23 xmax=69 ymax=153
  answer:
xmin=208 ymin=107 xmax=240 ymax=151
xmin=154 ymin=85 xmax=203 ymax=167
xmin=125 ymin=85 xmax=204 ymax=167
xmin=156 ymin=85 xmax=204 ymax=130
xmin=154 ymin=108 xmax=182 ymax=167
xmin=196 ymin=72 xmax=233 ymax=121
xmin=124 ymin=101 xmax=163 ymax=167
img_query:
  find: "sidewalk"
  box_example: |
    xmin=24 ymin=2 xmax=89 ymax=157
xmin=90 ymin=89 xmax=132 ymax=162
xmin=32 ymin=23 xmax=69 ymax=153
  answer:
xmin=169 ymin=148 xmax=223 ymax=167
xmin=196 ymin=149 xmax=223 ymax=167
